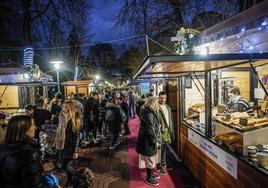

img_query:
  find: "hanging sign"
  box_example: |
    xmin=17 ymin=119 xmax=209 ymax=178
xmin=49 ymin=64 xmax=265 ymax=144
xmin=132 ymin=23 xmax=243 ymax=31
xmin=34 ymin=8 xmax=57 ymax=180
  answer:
xmin=188 ymin=129 xmax=238 ymax=179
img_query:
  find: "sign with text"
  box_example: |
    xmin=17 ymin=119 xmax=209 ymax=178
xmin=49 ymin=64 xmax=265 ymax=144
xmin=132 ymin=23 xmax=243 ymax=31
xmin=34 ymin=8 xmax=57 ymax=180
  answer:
xmin=188 ymin=129 xmax=238 ymax=179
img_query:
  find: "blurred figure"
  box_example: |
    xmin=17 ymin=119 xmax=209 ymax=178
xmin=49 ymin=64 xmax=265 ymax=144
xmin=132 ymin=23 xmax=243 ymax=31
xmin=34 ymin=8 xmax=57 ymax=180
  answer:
xmin=25 ymin=104 xmax=52 ymax=142
xmin=128 ymin=88 xmax=137 ymax=119
xmin=89 ymin=92 xmax=101 ymax=144
xmin=43 ymin=98 xmax=51 ymax=111
xmin=136 ymin=97 xmax=161 ymax=187
xmin=119 ymin=96 xmax=130 ymax=136
xmin=53 ymin=100 xmax=80 ymax=185
xmin=0 ymin=113 xmax=7 ymax=145
xmin=105 ymin=98 xmax=126 ymax=150
xmin=49 ymin=92 xmax=63 ymax=123
xmin=136 ymin=94 xmax=146 ymax=117
xmin=0 ymin=115 xmax=44 ymax=187
xmin=99 ymin=93 xmax=110 ymax=138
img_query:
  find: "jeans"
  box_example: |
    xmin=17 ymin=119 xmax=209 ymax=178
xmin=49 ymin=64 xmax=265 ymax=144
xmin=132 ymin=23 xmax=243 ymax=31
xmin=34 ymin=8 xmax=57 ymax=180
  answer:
xmin=82 ymin=118 xmax=89 ymax=140
xmin=111 ymin=132 xmax=119 ymax=147
xmin=161 ymin=144 xmax=168 ymax=165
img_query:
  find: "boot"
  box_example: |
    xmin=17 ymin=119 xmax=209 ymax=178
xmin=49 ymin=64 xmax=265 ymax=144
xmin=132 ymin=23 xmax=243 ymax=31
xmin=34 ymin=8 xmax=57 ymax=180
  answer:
xmin=145 ymin=168 xmax=159 ymax=187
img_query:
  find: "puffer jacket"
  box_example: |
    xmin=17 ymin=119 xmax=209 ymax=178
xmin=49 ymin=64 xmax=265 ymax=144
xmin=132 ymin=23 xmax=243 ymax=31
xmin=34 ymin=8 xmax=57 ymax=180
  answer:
xmin=136 ymin=107 xmax=161 ymax=157
xmin=0 ymin=139 xmax=43 ymax=188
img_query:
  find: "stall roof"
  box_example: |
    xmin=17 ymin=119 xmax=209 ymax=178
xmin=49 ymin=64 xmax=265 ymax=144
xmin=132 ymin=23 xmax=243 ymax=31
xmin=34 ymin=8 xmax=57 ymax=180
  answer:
xmin=134 ymin=53 xmax=268 ymax=79
xmin=61 ymin=80 xmax=92 ymax=86
xmin=0 ymin=81 xmax=58 ymax=86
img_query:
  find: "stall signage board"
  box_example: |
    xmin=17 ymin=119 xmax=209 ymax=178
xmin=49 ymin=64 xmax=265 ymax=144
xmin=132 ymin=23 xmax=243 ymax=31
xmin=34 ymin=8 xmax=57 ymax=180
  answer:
xmin=188 ymin=128 xmax=238 ymax=179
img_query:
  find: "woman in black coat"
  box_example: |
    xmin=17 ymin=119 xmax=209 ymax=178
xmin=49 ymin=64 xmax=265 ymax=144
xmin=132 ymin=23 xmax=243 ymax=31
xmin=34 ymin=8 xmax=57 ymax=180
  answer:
xmin=136 ymin=97 xmax=161 ymax=187
xmin=53 ymin=100 xmax=80 ymax=185
xmin=0 ymin=115 xmax=44 ymax=188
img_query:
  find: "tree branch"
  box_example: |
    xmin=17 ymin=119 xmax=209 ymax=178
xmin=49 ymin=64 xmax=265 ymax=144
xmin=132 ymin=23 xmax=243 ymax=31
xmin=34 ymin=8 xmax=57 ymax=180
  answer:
xmin=32 ymin=0 xmax=52 ymax=21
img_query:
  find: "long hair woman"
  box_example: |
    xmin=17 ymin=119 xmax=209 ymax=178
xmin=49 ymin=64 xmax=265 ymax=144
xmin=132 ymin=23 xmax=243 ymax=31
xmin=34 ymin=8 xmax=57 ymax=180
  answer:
xmin=53 ymin=100 xmax=81 ymax=185
xmin=0 ymin=115 xmax=43 ymax=187
xmin=136 ymin=97 xmax=161 ymax=187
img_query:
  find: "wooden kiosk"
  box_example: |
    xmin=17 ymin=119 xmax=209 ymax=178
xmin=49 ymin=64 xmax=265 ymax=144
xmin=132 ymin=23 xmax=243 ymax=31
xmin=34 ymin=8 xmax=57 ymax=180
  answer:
xmin=0 ymin=67 xmax=57 ymax=112
xmin=134 ymin=53 xmax=268 ymax=188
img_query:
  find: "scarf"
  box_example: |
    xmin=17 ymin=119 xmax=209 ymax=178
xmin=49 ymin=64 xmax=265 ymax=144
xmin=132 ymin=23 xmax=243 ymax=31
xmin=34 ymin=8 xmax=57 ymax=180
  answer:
xmin=53 ymin=112 xmax=71 ymax=150
xmin=230 ymin=95 xmax=241 ymax=104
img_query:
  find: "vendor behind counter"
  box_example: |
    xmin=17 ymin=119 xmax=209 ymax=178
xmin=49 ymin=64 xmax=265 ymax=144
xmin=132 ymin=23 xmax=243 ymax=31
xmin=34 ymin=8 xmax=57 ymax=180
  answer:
xmin=224 ymin=86 xmax=253 ymax=115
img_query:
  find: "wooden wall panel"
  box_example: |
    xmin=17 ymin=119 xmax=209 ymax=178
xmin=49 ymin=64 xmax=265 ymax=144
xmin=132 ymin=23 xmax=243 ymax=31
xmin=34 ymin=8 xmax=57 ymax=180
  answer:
xmin=179 ymin=123 xmax=268 ymax=188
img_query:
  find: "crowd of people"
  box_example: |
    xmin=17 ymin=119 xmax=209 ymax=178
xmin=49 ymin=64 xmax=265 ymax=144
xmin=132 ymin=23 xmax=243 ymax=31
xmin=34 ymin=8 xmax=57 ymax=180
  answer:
xmin=0 ymin=87 xmax=142 ymax=187
xmin=0 ymin=87 xmax=175 ymax=187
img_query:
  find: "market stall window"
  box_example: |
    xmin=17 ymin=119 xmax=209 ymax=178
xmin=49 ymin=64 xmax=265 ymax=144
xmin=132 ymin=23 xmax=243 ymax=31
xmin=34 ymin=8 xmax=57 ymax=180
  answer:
xmin=182 ymin=73 xmax=206 ymax=134
xmin=212 ymin=64 xmax=268 ymax=171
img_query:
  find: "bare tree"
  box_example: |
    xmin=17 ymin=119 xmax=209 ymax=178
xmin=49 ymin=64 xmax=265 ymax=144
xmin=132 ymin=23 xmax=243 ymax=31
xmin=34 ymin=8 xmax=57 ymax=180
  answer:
xmin=19 ymin=0 xmax=91 ymax=46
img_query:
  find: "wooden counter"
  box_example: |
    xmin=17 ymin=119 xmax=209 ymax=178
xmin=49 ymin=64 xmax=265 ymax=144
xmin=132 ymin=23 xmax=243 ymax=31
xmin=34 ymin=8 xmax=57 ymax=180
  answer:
xmin=179 ymin=122 xmax=268 ymax=188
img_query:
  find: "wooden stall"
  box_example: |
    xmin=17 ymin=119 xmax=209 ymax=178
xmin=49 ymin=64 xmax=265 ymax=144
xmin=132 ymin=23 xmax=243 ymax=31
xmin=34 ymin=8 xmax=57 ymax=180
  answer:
xmin=0 ymin=68 xmax=57 ymax=113
xmin=62 ymin=80 xmax=106 ymax=98
xmin=134 ymin=53 xmax=268 ymax=188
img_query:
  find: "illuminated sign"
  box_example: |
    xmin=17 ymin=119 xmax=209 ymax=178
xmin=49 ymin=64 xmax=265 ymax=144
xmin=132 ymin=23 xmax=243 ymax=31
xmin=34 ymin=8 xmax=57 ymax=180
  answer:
xmin=23 ymin=47 xmax=34 ymax=67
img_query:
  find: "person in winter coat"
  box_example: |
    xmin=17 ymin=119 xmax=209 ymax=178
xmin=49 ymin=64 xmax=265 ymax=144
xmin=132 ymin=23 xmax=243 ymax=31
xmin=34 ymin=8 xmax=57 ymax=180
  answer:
xmin=0 ymin=115 xmax=44 ymax=188
xmin=136 ymin=97 xmax=161 ymax=187
xmin=119 ymin=95 xmax=131 ymax=136
xmin=53 ymin=100 xmax=80 ymax=183
xmin=157 ymin=91 xmax=175 ymax=174
xmin=105 ymin=97 xmax=126 ymax=150
xmin=49 ymin=92 xmax=63 ymax=123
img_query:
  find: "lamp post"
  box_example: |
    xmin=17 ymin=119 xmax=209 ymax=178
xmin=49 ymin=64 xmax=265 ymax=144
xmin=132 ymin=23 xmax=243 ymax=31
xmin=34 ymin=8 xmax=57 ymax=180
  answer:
xmin=50 ymin=60 xmax=63 ymax=92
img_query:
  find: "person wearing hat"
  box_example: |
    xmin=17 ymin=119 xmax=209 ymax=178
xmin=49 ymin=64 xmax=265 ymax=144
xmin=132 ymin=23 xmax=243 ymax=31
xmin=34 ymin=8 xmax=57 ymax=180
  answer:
xmin=0 ymin=113 xmax=7 ymax=145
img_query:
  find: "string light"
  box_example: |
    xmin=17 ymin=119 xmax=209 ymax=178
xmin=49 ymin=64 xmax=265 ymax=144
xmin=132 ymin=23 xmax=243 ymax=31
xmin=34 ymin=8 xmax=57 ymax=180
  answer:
xmin=197 ymin=17 xmax=267 ymax=54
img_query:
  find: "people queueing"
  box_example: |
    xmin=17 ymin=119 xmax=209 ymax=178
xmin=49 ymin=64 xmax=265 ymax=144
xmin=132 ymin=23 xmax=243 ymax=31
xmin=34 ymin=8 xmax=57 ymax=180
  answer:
xmin=119 ymin=95 xmax=131 ymax=136
xmin=25 ymin=104 xmax=52 ymax=142
xmin=0 ymin=115 xmax=44 ymax=187
xmin=157 ymin=91 xmax=175 ymax=174
xmin=49 ymin=92 xmax=63 ymax=123
xmin=136 ymin=97 xmax=161 ymax=187
xmin=105 ymin=97 xmax=126 ymax=150
xmin=0 ymin=113 xmax=7 ymax=145
xmin=53 ymin=100 xmax=80 ymax=185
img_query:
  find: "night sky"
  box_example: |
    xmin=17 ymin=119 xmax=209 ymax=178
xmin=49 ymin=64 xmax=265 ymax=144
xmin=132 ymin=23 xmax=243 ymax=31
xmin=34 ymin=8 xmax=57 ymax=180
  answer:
xmin=90 ymin=0 xmax=131 ymax=42
xmin=89 ymin=0 xmax=239 ymax=42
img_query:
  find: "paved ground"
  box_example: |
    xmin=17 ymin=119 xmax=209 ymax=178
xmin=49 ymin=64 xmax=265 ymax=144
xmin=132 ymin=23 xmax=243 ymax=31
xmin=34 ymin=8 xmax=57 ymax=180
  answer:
xmin=48 ymin=118 xmax=199 ymax=187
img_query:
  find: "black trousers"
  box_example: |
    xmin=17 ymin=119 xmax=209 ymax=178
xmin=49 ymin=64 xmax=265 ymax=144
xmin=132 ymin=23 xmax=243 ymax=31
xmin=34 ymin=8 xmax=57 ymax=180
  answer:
xmin=161 ymin=143 xmax=168 ymax=165
xmin=92 ymin=119 xmax=101 ymax=139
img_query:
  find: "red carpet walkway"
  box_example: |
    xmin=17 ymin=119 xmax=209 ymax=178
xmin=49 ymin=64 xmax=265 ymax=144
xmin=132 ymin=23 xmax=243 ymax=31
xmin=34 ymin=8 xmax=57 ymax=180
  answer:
xmin=128 ymin=117 xmax=186 ymax=188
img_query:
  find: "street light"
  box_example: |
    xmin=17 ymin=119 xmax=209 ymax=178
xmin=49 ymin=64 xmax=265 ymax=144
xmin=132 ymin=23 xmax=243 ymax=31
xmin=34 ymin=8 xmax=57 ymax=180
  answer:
xmin=50 ymin=60 xmax=63 ymax=92
xmin=95 ymin=74 xmax=100 ymax=80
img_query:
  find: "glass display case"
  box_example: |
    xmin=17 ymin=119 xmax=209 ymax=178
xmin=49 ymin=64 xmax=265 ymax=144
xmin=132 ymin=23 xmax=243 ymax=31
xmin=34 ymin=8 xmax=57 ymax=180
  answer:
xmin=210 ymin=64 xmax=268 ymax=170
xmin=182 ymin=73 xmax=206 ymax=134
xmin=181 ymin=62 xmax=268 ymax=171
